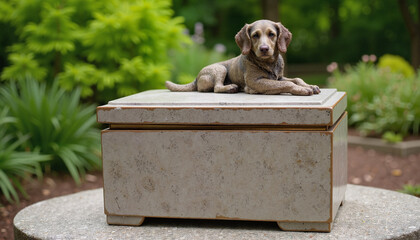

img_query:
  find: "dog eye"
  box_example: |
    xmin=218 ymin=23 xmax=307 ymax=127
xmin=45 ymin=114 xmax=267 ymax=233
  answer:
xmin=252 ymin=33 xmax=260 ymax=39
xmin=268 ymin=32 xmax=275 ymax=37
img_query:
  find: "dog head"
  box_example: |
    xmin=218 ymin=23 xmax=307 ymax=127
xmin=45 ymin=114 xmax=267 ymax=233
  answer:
xmin=235 ymin=20 xmax=292 ymax=59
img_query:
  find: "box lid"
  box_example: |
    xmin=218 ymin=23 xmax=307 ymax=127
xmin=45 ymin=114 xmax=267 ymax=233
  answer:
xmin=97 ymin=89 xmax=346 ymax=127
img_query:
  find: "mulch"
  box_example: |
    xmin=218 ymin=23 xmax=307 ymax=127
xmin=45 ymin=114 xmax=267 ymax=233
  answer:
xmin=1 ymin=146 xmax=420 ymax=240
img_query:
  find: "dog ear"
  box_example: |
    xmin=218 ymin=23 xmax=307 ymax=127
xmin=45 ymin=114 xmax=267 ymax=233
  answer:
xmin=276 ymin=23 xmax=292 ymax=53
xmin=235 ymin=23 xmax=251 ymax=55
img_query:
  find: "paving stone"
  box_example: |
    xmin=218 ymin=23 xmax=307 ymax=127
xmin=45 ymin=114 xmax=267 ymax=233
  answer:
xmin=14 ymin=184 xmax=420 ymax=240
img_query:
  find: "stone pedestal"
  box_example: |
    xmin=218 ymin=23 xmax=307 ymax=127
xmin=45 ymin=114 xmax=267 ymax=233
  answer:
xmin=14 ymin=185 xmax=420 ymax=239
xmin=97 ymin=89 xmax=347 ymax=232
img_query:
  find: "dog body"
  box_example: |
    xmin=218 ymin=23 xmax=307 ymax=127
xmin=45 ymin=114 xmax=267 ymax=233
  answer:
xmin=166 ymin=20 xmax=320 ymax=95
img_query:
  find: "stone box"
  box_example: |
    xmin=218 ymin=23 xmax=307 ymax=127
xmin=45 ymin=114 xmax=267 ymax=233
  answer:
xmin=97 ymin=89 xmax=347 ymax=232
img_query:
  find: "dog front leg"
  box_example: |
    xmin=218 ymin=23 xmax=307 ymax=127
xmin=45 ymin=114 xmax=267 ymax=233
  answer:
xmin=281 ymin=77 xmax=321 ymax=94
xmin=246 ymin=78 xmax=313 ymax=95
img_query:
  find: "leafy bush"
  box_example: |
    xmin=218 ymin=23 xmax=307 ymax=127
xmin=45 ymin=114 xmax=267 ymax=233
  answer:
xmin=328 ymin=57 xmax=420 ymax=141
xmin=0 ymin=0 xmax=189 ymax=102
xmin=378 ymin=54 xmax=415 ymax=78
xmin=357 ymin=75 xmax=420 ymax=140
xmin=329 ymin=62 xmax=400 ymax=121
xmin=382 ymin=131 xmax=403 ymax=143
xmin=0 ymin=107 xmax=50 ymax=203
xmin=0 ymin=79 xmax=101 ymax=184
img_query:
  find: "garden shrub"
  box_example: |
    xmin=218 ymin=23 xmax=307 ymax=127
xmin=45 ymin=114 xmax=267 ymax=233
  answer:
xmin=328 ymin=57 xmax=420 ymax=141
xmin=357 ymin=74 xmax=420 ymax=140
xmin=0 ymin=107 xmax=50 ymax=203
xmin=0 ymin=79 xmax=101 ymax=184
xmin=377 ymin=54 xmax=415 ymax=78
xmin=0 ymin=0 xmax=189 ymax=103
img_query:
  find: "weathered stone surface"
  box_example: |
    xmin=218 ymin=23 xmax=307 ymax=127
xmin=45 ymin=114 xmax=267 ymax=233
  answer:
xmin=98 ymin=89 xmax=348 ymax=232
xmin=96 ymin=89 xmax=346 ymax=126
xmin=103 ymin=130 xmax=332 ymax=221
xmin=101 ymin=114 xmax=347 ymax=231
xmin=14 ymin=184 xmax=420 ymax=240
xmin=108 ymin=89 xmax=338 ymax=106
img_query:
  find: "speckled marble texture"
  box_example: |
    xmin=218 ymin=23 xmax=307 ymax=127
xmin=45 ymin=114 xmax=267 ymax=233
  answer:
xmin=97 ymin=89 xmax=347 ymax=126
xmin=14 ymin=185 xmax=420 ymax=240
xmin=97 ymin=89 xmax=347 ymax=232
xmin=107 ymin=89 xmax=338 ymax=106
xmin=101 ymin=114 xmax=347 ymax=231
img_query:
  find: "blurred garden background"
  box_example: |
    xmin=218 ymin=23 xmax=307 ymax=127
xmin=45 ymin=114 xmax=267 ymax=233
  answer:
xmin=0 ymin=0 xmax=419 ymax=238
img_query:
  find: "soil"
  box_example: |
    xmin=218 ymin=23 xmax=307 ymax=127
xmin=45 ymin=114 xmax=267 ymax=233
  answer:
xmin=1 ymin=145 xmax=420 ymax=240
xmin=0 ymin=172 xmax=104 ymax=240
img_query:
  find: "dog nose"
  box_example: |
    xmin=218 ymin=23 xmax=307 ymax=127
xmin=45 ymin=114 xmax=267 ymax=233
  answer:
xmin=260 ymin=45 xmax=269 ymax=53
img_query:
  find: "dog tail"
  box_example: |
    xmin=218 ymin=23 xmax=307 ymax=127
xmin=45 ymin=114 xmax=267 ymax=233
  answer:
xmin=165 ymin=79 xmax=198 ymax=92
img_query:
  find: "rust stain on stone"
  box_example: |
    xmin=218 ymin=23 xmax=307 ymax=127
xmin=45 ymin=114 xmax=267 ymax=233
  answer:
xmin=215 ymin=214 xmax=243 ymax=220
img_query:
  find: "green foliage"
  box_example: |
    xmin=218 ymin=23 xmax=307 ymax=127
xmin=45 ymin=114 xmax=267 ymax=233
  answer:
xmin=0 ymin=79 xmax=101 ymax=184
xmin=329 ymin=62 xmax=397 ymax=120
xmin=1 ymin=0 xmax=417 ymax=71
xmin=0 ymin=0 xmax=189 ymax=103
xmin=170 ymin=42 xmax=230 ymax=84
xmin=23 ymin=3 xmax=78 ymax=55
xmin=328 ymin=59 xmax=420 ymax=139
xmin=1 ymin=53 xmax=47 ymax=81
xmin=173 ymin=0 xmax=414 ymax=64
xmin=173 ymin=0 xmax=259 ymax=55
xmin=378 ymin=54 xmax=415 ymax=78
xmin=399 ymin=184 xmax=420 ymax=197
xmin=382 ymin=132 xmax=403 ymax=143
xmin=0 ymin=107 xmax=50 ymax=203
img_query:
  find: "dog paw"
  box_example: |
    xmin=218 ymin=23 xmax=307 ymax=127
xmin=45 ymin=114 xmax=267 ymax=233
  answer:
xmin=306 ymin=88 xmax=314 ymax=95
xmin=292 ymin=87 xmax=313 ymax=96
xmin=310 ymin=85 xmax=321 ymax=94
xmin=244 ymin=86 xmax=258 ymax=94
xmin=228 ymin=84 xmax=239 ymax=93
xmin=214 ymin=84 xmax=239 ymax=93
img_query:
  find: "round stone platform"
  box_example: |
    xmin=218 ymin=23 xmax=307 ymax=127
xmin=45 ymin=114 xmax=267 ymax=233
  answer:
xmin=14 ymin=185 xmax=420 ymax=240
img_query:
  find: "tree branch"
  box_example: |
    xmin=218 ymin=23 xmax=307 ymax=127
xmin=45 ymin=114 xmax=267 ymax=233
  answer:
xmin=398 ymin=0 xmax=416 ymax=36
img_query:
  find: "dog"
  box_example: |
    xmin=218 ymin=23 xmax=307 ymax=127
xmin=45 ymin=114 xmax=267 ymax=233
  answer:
xmin=165 ymin=20 xmax=320 ymax=95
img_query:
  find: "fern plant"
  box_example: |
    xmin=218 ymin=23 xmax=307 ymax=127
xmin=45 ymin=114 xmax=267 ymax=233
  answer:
xmin=0 ymin=107 xmax=50 ymax=203
xmin=0 ymin=79 xmax=101 ymax=184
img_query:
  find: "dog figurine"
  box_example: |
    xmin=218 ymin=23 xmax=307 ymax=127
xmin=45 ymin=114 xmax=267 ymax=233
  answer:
xmin=166 ymin=20 xmax=320 ymax=95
